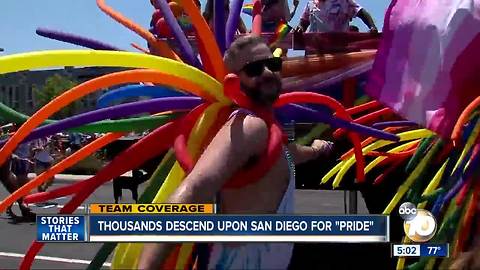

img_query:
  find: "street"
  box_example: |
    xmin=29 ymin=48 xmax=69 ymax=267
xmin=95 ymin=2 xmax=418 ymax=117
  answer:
xmin=0 ymin=176 xmax=368 ymax=269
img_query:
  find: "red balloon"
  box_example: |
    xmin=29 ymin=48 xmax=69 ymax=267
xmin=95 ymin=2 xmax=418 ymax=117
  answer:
xmin=155 ymin=18 xmax=173 ymax=37
xmin=223 ymin=74 xmax=253 ymax=109
xmin=20 ymin=120 xmax=181 ymax=269
xmin=174 ymin=75 xmax=285 ymax=189
xmin=24 ymin=120 xmax=182 ymax=205
xmin=274 ymin=92 xmax=366 ymax=182
xmin=174 ymin=103 xmax=210 ymax=173
xmin=224 ymin=119 xmax=284 ymax=188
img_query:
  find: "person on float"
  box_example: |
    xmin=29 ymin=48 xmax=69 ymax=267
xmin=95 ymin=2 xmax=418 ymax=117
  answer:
xmin=294 ymin=0 xmax=377 ymax=34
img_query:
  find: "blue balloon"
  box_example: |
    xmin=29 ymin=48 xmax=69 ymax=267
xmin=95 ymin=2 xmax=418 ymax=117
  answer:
xmin=97 ymin=85 xmax=187 ymax=108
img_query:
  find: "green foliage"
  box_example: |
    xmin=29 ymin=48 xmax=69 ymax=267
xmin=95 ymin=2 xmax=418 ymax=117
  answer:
xmin=34 ymin=74 xmax=79 ymax=119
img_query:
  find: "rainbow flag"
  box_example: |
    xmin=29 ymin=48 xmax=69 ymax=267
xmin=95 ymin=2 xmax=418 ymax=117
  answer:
xmin=269 ymin=21 xmax=291 ymax=48
xmin=242 ymin=3 xmax=254 ymax=16
xmin=177 ymin=16 xmax=193 ymax=31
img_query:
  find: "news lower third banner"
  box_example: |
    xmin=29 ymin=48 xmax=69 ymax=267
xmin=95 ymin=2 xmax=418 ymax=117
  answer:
xmin=38 ymin=214 xmax=389 ymax=243
xmin=37 ymin=215 xmax=87 ymax=242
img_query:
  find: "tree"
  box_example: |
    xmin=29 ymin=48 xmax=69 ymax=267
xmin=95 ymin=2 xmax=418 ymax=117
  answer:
xmin=34 ymin=74 xmax=79 ymax=119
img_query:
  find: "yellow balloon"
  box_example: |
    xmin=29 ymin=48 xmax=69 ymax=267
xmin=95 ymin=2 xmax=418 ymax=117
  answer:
xmin=111 ymin=152 xmax=181 ymax=269
xmin=273 ymin=48 xmax=283 ymax=57
xmin=321 ymin=160 xmax=345 ymax=184
xmin=112 ymin=103 xmax=225 ymax=269
xmin=0 ymin=50 xmax=229 ymax=104
xmin=332 ymin=129 xmax=433 ymax=188
xmin=420 ymin=160 xmax=448 ymax=199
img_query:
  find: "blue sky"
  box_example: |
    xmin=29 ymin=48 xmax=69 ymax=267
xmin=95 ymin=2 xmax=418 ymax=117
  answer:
xmin=0 ymin=0 xmax=390 ymax=56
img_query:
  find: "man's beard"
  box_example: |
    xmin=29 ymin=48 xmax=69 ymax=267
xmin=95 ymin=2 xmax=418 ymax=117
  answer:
xmin=241 ymin=77 xmax=282 ymax=106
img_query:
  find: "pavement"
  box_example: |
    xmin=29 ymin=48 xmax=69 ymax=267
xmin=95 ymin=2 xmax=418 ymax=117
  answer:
xmin=0 ymin=174 xmax=368 ymax=269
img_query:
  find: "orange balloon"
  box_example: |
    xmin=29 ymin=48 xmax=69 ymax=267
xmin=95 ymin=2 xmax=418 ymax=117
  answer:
xmin=96 ymin=0 xmax=179 ymax=61
xmin=0 ymin=132 xmax=123 ymax=213
xmin=169 ymin=2 xmax=184 ymax=17
xmin=0 ymin=69 xmax=217 ymax=170
xmin=130 ymin=42 xmax=150 ymax=54
xmin=179 ymin=0 xmax=225 ymax=81
xmin=452 ymin=96 xmax=480 ymax=143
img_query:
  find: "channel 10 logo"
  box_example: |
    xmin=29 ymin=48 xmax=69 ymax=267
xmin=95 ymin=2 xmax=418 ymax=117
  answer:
xmin=399 ymin=202 xmax=437 ymax=242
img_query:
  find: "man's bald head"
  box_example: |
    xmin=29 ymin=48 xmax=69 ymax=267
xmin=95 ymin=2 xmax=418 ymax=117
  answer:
xmin=223 ymin=35 xmax=272 ymax=73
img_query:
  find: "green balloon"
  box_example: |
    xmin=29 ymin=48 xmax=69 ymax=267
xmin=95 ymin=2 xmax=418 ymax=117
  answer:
xmin=0 ymin=101 xmax=183 ymax=133
xmin=405 ymin=136 xmax=436 ymax=173
xmin=0 ymin=102 xmax=55 ymax=125
xmin=295 ymin=124 xmax=328 ymax=146
xmin=71 ymin=114 xmax=181 ymax=133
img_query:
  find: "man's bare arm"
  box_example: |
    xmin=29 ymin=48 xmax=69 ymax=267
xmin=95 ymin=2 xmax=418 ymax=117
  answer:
xmin=356 ymin=8 xmax=377 ymax=32
xmin=138 ymin=114 xmax=268 ymax=270
xmin=288 ymin=140 xmax=334 ymax=165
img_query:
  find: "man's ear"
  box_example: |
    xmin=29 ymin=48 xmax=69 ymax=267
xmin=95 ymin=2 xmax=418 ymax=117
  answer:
xmin=223 ymin=57 xmax=236 ymax=74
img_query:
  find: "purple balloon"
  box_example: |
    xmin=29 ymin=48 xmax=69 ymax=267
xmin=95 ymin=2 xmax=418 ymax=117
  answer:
xmin=277 ymin=104 xmax=400 ymax=141
xmin=0 ymin=97 xmax=202 ymax=146
xmin=36 ymin=28 xmax=122 ymax=51
xmin=215 ymin=0 xmax=226 ymax=54
xmin=226 ymin=0 xmax=244 ymax=48
xmin=283 ymin=60 xmax=373 ymax=91
xmin=372 ymin=120 xmax=418 ymax=129
xmin=154 ymin=0 xmax=201 ymax=68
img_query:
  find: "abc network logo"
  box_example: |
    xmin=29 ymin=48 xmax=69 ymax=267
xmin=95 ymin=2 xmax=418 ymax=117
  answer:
xmin=399 ymin=202 xmax=437 ymax=242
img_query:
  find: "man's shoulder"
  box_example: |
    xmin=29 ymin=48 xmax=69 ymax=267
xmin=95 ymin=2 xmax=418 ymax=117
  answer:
xmin=228 ymin=113 xmax=268 ymax=133
xmin=226 ymin=113 xmax=269 ymax=152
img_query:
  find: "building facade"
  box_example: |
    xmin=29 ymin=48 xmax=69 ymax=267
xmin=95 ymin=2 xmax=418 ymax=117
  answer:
xmin=0 ymin=66 xmax=127 ymax=118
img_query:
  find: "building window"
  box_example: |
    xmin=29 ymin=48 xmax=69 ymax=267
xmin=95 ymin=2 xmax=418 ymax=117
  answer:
xmin=26 ymin=86 xmax=34 ymax=110
xmin=0 ymin=86 xmax=5 ymax=102
xmin=14 ymin=87 xmax=19 ymax=105
xmin=8 ymin=87 xmax=13 ymax=106
xmin=28 ymin=86 xmax=33 ymax=100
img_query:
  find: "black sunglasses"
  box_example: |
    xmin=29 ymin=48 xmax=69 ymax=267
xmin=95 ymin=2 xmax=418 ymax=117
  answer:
xmin=241 ymin=57 xmax=283 ymax=77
